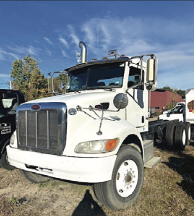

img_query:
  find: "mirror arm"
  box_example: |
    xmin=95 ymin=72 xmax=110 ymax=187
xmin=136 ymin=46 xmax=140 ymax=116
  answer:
xmin=48 ymin=70 xmax=67 ymax=94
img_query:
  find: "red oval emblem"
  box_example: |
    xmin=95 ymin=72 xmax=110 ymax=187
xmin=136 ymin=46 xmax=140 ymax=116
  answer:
xmin=31 ymin=104 xmax=40 ymax=110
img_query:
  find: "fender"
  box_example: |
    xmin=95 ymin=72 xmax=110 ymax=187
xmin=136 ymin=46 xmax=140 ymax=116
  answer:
xmin=64 ymin=117 xmax=143 ymax=157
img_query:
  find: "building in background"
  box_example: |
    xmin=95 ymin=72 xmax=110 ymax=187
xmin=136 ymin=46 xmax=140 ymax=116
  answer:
xmin=149 ymin=89 xmax=184 ymax=112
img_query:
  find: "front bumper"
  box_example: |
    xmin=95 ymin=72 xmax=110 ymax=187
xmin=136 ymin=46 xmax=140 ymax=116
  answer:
xmin=7 ymin=146 xmax=117 ymax=183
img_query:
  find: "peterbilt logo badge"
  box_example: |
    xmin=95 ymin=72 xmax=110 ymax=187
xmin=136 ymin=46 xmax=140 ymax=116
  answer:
xmin=31 ymin=104 xmax=40 ymax=110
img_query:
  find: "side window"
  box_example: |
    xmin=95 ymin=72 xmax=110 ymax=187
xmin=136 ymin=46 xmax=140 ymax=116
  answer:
xmin=128 ymin=67 xmax=144 ymax=90
xmin=0 ymin=92 xmax=18 ymax=117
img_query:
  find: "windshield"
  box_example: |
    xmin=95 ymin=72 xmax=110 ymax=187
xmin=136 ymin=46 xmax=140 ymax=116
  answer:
xmin=170 ymin=104 xmax=184 ymax=114
xmin=67 ymin=62 xmax=125 ymax=92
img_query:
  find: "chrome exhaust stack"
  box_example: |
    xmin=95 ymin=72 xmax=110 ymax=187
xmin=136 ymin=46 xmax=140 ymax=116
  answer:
xmin=79 ymin=41 xmax=87 ymax=63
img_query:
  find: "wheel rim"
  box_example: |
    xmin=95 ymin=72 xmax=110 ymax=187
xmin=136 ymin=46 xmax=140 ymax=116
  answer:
xmin=182 ymin=129 xmax=186 ymax=146
xmin=116 ymin=159 xmax=138 ymax=197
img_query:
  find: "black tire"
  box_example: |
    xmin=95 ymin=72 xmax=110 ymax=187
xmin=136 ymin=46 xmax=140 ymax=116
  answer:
xmin=19 ymin=169 xmax=50 ymax=183
xmin=165 ymin=122 xmax=176 ymax=149
xmin=183 ymin=122 xmax=191 ymax=146
xmin=174 ymin=123 xmax=187 ymax=151
xmin=0 ymin=140 xmax=15 ymax=170
xmin=93 ymin=145 xmax=144 ymax=210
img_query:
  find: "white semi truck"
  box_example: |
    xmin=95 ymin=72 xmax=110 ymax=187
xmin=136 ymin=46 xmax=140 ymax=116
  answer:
xmin=159 ymin=89 xmax=194 ymax=142
xmin=6 ymin=42 xmax=190 ymax=210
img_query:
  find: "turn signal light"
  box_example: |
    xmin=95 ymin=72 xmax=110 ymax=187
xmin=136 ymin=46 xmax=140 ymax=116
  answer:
xmin=105 ymin=139 xmax=118 ymax=151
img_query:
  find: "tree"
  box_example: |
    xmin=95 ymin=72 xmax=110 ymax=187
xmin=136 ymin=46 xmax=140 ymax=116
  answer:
xmin=47 ymin=72 xmax=68 ymax=94
xmin=11 ymin=54 xmax=48 ymax=101
xmin=162 ymin=86 xmax=173 ymax=92
xmin=165 ymin=101 xmax=175 ymax=110
xmin=163 ymin=86 xmax=185 ymax=98
xmin=55 ymin=73 xmax=68 ymax=93
xmin=176 ymin=89 xmax=185 ymax=98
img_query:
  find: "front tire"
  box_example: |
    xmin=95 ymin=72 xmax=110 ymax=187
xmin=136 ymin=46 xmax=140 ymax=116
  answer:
xmin=93 ymin=145 xmax=144 ymax=210
xmin=19 ymin=170 xmax=50 ymax=183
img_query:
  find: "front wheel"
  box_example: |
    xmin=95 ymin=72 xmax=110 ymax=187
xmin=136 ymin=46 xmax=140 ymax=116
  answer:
xmin=93 ymin=145 xmax=144 ymax=210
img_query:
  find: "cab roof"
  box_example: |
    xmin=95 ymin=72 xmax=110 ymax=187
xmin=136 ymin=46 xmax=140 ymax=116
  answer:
xmin=65 ymin=57 xmax=130 ymax=72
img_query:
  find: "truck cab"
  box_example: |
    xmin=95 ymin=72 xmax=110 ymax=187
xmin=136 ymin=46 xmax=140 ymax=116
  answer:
xmin=7 ymin=42 xmax=158 ymax=210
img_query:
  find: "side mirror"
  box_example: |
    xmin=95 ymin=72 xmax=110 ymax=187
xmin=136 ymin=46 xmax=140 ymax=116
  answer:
xmin=113 ymin=93 xmax=128 ymax=110
xmin=146 ymin=57 xmax=158 ymax=91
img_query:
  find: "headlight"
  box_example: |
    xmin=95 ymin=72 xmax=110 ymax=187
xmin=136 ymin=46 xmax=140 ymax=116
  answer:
xmin=10 ymin=133 xmax=15 ymax=146
xmin=75 ymin=138 xmax=118 ymax=154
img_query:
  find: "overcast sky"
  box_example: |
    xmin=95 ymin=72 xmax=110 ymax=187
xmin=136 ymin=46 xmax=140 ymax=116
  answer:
xmin=0 ymin=1 xmax=194 ymax=90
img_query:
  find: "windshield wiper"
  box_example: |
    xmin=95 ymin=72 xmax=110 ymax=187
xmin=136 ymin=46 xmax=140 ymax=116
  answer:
xmin=86 ymin=87 xmax=116 ymax=92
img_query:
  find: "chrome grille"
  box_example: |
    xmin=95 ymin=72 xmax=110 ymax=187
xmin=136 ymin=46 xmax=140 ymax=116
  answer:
xmin=17 ymin=102 xmax=67 ymax=155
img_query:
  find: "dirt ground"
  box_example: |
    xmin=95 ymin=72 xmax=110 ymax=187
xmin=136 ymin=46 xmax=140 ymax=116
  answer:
xmin=0 ymin=140 xmax=194 ymax=215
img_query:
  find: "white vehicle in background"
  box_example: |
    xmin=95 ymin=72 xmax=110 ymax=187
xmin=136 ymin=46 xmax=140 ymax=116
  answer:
xmin=158 ymin=102 xmax=185 ymax=122
xmin=159 ymin=89 xmax=194 ymax=143
xmin=159 ymin=89 xmax=194 ymax=138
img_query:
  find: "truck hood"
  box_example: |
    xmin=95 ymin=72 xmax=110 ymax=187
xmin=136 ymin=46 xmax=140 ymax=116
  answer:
xmin=24 ymin=90 xmax=120 ymax=110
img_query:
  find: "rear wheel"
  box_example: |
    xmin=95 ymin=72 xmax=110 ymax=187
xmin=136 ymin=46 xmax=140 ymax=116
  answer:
xmin=93 ymin=145 xmax=144 ymax=210
xmin=174 ymin=123 xmax=186 ymax=150
xmin=183 ymin=122 xmax=191 ymax=146
xmin=19 ymin=170 xmax=50 ymax=183
xmin=165 ymin=122 xmax=176 ymax=149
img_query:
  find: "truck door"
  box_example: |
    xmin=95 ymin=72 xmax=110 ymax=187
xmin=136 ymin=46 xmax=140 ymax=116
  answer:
xmin=126 ymin=66 xmax=147 ymax=128
xmin=0 ymin=91 xmax=19 ymax=145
